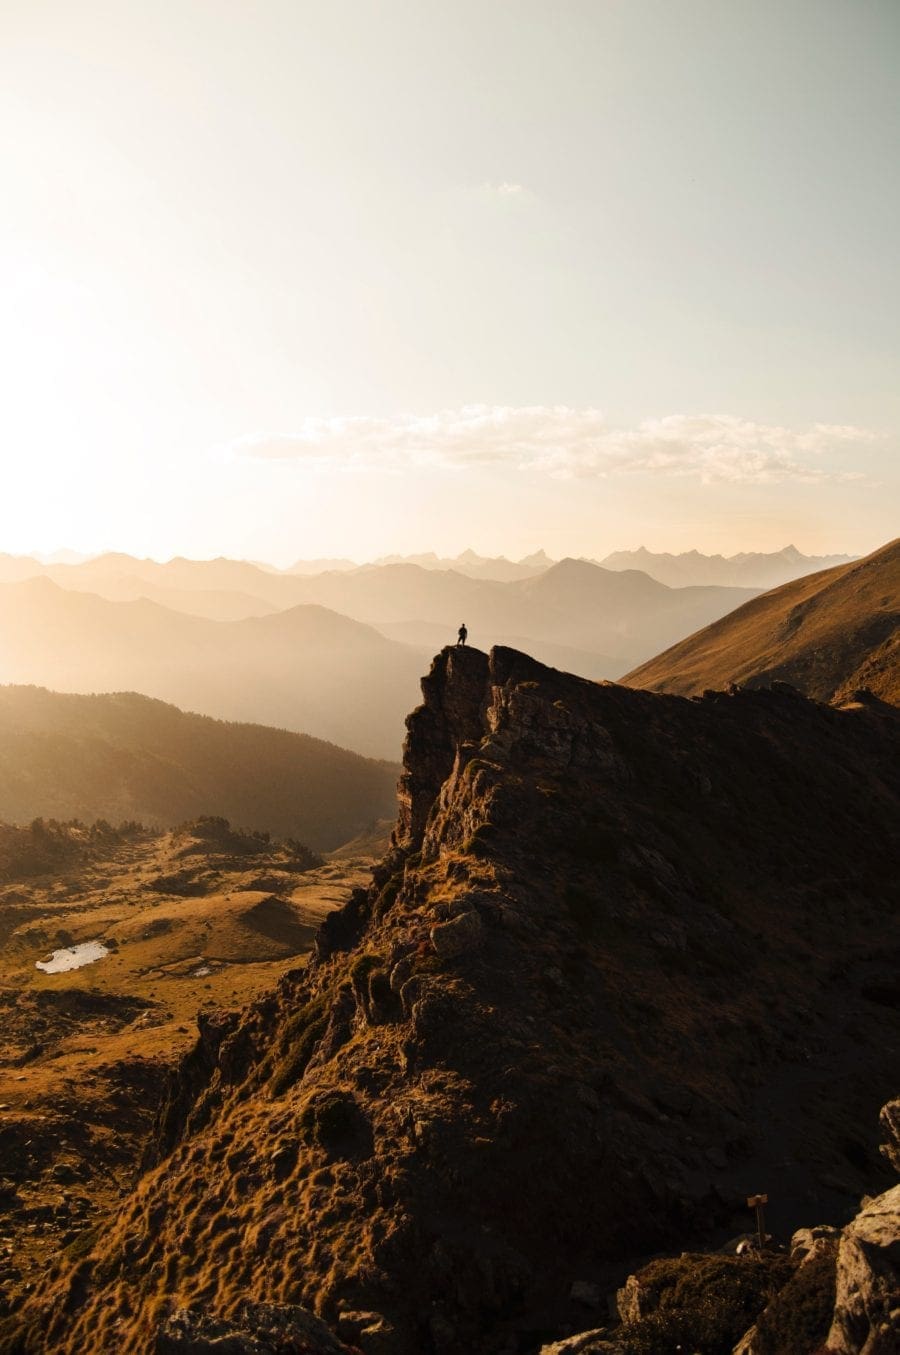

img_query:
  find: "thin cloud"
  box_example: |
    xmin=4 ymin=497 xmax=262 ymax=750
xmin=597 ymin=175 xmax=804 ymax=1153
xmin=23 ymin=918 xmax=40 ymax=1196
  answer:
xmin=478 ymin=180 xmax=533 ymax=202
xmin=231 ymin=407 xmax=874 ymax=484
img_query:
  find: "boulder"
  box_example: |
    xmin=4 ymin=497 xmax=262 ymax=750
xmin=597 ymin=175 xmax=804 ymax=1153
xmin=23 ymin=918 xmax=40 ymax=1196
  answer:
xmin=791 ymin=1223 xmax=841 ymax=1263
xmin=826 ymin=1184 xmax=900 ymax=1354
xmin=154 ymin=1300 xmax=349 ymax=1354
xmin=430 ymin=908 xmax=483 ymax=959
xmin=335 ymin=1308 xmax=398 ymax=1354
xmin=539 ymin=1332 xmax=623 ymax=1354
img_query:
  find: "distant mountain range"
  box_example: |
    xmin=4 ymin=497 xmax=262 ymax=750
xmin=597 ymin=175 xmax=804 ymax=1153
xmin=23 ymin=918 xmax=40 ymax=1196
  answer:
xmin=367 ymin=548 xmax=554 ymax=581
xmin=0 ymin=551 xmax=759 ymax=711
xmin=597 ymin=543 xmax=855 ymax=588
xmin=0 ymin=544 xmax=864 ymax=756
xmin=624 ymin=537 xmax=899 ymax=705
xmin=9 ymin=543 xmax=853 ymax=593
xmin=0 ymin=579 xmax=425 ymax=758
xmin=234 ymin=557 xmax=757 ymax=670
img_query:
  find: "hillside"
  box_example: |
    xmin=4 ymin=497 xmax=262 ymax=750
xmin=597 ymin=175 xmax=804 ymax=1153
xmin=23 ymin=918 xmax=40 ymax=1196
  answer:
xmin=599 ymin=544 xmax=855 ymax=589
xmin=0 ymin=579 xmax=425 ymax=757
xmin=0 ymin=686 xmax=398 ymax=851
xmin=9 ymin=645 xmax=899 ymax=1355
xmin=624 ymin=537 xmax=900 ymax=704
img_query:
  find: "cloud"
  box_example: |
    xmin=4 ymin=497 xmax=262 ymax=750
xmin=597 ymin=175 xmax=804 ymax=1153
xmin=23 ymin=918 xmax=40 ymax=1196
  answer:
xmin=231 ymin=407 xmax=874 ymax=484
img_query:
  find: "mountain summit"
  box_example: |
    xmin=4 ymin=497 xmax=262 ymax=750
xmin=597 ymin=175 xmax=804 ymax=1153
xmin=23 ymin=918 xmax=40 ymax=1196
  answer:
xmin=11 ymin=645 xmax=900 ymax=1354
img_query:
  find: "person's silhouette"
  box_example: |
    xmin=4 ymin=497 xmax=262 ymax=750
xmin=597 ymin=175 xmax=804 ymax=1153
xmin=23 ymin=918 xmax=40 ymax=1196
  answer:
xmin=457 ymin=622 xmax=468 ymax=646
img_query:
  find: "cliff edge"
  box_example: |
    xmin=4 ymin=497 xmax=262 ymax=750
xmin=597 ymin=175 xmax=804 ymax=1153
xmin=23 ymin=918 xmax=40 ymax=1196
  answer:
xmin=6 ymin=646 xmax=900 ymax=1354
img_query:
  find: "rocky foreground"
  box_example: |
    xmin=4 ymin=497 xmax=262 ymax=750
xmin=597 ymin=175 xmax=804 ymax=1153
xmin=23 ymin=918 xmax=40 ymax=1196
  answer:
xmin=3 ymin=646 xmax=899 ymax=1353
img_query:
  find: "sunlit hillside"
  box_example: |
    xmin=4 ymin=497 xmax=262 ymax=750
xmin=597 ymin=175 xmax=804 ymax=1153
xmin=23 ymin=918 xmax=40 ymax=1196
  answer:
xmin=625 ymin=537 xmax=900 ymax=705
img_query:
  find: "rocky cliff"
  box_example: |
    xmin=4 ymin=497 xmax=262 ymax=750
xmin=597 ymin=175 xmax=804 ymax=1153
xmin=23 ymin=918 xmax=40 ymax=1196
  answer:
xmin=5 ymin=646 xmax=900 ymax=1354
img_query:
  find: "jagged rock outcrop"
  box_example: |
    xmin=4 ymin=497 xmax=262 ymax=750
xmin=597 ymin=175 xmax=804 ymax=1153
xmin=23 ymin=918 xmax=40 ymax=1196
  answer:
xmin=5 ymin=646 xmax=900 ymax=1355
xmin=825 ymin=1185 xmax=900 ymax=1354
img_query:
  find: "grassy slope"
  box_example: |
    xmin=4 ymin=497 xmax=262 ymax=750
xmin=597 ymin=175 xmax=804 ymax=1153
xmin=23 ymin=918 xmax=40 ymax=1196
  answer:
xmin=623 ymin=537 xmax=900 ymax=704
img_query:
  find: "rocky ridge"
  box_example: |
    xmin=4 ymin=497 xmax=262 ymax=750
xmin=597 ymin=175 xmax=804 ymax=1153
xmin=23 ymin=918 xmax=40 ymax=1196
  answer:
xmin=4 ymin=646 xmax=900 ymax=1354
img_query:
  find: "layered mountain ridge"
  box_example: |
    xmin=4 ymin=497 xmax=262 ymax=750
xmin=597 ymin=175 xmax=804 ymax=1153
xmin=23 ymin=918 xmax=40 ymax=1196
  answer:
xmin=6 ymin=646 xmax=900 ymax=1354
xmin=599 ymin=545 xmax=854 ymax=589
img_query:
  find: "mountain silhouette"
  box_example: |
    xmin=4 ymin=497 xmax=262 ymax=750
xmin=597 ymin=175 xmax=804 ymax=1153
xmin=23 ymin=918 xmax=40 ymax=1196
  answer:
xmin=599 ymin=544 xmax=855 ymax=589
xmin=0 ymin=551 xmax=757 ymax=676
xmin=0 ymin=579 xmax=426 ymax=758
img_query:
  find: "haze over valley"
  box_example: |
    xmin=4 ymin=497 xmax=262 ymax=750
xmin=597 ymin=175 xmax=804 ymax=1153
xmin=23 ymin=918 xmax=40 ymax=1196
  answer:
xmin=0 ymin=544 xmax=852 ymax=758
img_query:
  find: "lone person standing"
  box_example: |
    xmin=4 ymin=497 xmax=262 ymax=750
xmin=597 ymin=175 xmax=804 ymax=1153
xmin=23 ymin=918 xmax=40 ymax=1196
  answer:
xmin=457 ymin=622 xmax=468 ymax=646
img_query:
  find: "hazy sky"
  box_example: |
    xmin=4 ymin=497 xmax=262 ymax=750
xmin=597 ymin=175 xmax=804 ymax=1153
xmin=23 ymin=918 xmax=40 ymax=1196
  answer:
xmin=2 ymin=0 xmax=897 ymax=564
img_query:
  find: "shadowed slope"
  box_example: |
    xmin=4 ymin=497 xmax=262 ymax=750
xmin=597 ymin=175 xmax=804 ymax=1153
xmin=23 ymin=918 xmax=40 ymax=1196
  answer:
xmin=623 ymin=537 xmax=900 ymax=704
xmin=7 ymin=647 xmax=900 ymax=1354
xmin=0 ymin=686 xmax=399 ymax=850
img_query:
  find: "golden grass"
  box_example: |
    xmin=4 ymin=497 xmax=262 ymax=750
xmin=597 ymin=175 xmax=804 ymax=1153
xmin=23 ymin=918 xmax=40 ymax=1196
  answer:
xmin=625 ymin=536 xmax=900 ymax=703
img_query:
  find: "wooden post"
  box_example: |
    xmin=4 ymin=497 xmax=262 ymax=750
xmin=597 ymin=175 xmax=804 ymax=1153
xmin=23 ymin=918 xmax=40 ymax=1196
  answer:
xmin=747 ymin=1193 xmax=768 ymax=1249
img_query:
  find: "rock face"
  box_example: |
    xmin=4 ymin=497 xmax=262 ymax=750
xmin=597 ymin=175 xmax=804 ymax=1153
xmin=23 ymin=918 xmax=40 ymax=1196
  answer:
xmin=6 ymin=646 xmax=900 ymax=1355
xmin=826 ymin=1185 xmax=900 ymax=1354
xmin=880 ymin=1099 xmax=900 ymax=1175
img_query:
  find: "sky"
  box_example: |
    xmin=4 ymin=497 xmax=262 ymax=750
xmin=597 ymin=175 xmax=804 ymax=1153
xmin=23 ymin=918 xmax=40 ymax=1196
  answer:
xmin=1 ymin=0 xmax=897 ymax=565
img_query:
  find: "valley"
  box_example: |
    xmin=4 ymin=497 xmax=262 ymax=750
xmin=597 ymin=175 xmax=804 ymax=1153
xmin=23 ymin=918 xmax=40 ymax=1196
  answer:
xmin=0 ymin=817 xmax=387 ymax=1313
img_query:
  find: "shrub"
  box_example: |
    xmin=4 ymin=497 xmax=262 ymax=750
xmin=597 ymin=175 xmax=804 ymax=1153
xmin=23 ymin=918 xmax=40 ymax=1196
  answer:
xmin=621 ymin=1252 xmax=795 ymax=1355
xmin=63 ymin=1225 xmax=101 ymax=1262
xmin=284 ymin=837 xmax=324 ymax=871
xmin=753 ymin=1246 xmax=837 ymax=1355
xmin=378 ymin=875 xmax=402 ymax=912
xmin=271 ymin=995 xmax=330 ymax=1097
xmin=349 ymin=952 xmax=381 ymax=987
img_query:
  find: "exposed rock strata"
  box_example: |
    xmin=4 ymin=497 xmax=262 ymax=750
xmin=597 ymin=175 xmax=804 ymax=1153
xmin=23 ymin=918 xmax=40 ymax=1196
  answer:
xmin=5 ymin=646 xmax=900 ymax=1355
